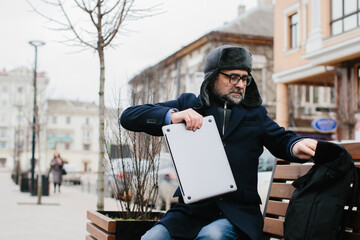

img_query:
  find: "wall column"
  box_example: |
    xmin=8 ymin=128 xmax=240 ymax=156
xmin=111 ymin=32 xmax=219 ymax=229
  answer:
xmin=276 ymin=83 xmax=289 ymax=129
xmin=305 ymin=0 xmax=323 ymax=52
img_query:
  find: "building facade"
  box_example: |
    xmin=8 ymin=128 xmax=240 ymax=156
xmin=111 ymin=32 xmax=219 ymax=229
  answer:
xmin=0 ymin=67 xmax=49 ymax=172
xmin=273 ymin=0 xmax=360 ymax=140
xmin=0 ymin=67 xmax=105 ymax=173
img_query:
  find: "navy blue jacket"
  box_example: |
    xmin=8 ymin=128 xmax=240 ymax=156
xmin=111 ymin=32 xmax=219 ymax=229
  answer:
xmin=120 ymin=93 xmax=303 ymax=240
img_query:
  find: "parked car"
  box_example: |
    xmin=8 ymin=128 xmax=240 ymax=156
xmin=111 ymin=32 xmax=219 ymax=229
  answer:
xmin=105 ymin=157 xmax=160 ymax=202
xmin=257 ymin=148 xmax=277 ymax=213
xmin=258 ymin=147 xmax=276 ymax=172
xmin=62 ymin=164 xmax=82 ymax=185
xmin=105 ymin=154 xmax=178 ymax=208
xmin=157 ymin=153 xmax=178 ymax=210
xmin=104 ymin=158 xmax=132 ymax=199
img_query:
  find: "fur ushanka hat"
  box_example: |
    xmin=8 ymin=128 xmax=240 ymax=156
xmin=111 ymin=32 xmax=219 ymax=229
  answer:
xmin=200 ymin=45 xmax=262 ymax=108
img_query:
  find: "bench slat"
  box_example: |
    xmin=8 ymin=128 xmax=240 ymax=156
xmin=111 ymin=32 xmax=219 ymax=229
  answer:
xmin=87 ymin=210 xmax=116 ymax=233
xmin=269 ymin=183 xmax=295 ymax=199
xmin=86 ymin=235 xmax=96 ymax=240
xmin=263 ymin=217 xmax=284 ymax=237
xmin=344 ymin=232 xmax=360 ymax=240
xmin=342 ymin=143 xmax=360 ymax=160
xmin=86 ymin=223 xmax=115 ymax=240
xmin=266 ymin=200 xmax=288 ymax=217
xmin=273 ymin=164 xmax=313 ymax=180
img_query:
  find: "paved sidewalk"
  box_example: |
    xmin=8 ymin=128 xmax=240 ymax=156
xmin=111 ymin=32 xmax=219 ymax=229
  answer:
xmin=0 ymin=170 xmax=120 ymax=240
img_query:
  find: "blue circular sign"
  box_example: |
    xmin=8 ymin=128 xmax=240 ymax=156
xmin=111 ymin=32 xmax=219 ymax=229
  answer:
xmin=311 ymin=118 xmax=337 ymax=133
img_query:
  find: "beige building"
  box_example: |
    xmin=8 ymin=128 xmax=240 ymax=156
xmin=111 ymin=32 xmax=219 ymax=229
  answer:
xmin=273 ymin=0 xmax=360 ymax=140
xmin=0 ymin=67 xmax=49 ymax=172
xmin=46 ymin=100 xmax=100 ymax=172
xmin=129 ymin=2 xmax=277 ymax=118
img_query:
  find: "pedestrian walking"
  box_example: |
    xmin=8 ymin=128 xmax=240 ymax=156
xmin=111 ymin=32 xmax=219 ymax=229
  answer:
xmin=49 ymin=151 xmax=65 ymax=193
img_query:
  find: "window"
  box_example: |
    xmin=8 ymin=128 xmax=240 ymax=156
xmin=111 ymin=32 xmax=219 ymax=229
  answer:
xmin=2 ymin=86 xmax=7 ymax=92
xmin=0 ymin=128 xmax=6 ymax=138
xmin=83 ymin=144 xmax=90 ymax=151
xmin=66 ymin=116 xmax=71 ymax=124
xmin=289 ymin=12 xmax=299 ymax=48
xmin=52 ymin=116 xmax=57 ymax=124
xmin=330 ymin=88 xmax=336 ymax=104
xmin=305 ymin=86 xmax=310 ymax=103
xmin=18 ymin=87 xmax=23 ymax=93
xmin=0 ymin=142 xmax=6 ymax=149
xmin=83 ymin=130 xmax=90 ymax=140
xmin=331 ymin=0 xmax=360 ymax=35
xmin=313 ymin=87 xmax=319 ymax=104
xmin=85 ymin=117 xmax=89 ymax=125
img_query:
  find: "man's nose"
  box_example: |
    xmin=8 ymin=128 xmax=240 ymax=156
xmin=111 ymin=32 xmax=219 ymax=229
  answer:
xmin=235 ymin=80 xmax=245 ymax=88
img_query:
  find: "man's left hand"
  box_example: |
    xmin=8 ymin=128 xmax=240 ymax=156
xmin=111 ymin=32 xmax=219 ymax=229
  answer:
xmin=292 ymin=139 xmax=318 ymax=160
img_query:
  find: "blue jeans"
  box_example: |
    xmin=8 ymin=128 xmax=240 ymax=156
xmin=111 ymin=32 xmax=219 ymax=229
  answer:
xmin=141 ymin=218 xmax=244 ymax=240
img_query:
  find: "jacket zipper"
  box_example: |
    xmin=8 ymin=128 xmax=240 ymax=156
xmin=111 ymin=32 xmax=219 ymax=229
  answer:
xmin=223 ymin=101 xmax=227 ymax=135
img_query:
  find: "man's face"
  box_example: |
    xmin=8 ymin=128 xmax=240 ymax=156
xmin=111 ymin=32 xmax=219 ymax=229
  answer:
xmin=212 ymin=69 xmax=248 ymax=105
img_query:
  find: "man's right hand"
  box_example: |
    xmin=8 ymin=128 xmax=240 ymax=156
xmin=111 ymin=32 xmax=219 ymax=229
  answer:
xmin=171 ymin=108 xmax=203 ymax=131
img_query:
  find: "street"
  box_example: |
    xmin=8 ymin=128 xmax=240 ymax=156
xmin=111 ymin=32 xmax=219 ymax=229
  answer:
xmin=0 ymin=169 xmax=119 ymax=240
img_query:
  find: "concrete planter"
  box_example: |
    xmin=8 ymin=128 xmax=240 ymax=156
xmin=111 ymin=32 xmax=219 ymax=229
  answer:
xmin=86 ymin=210 xmax=163 ymax=240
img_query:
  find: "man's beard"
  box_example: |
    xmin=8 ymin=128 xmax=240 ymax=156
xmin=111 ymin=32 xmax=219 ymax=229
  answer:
xmin=222 ymin=89 xmax=245 ymax=105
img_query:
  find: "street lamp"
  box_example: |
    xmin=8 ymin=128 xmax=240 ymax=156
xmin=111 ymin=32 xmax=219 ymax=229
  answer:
xmin=28 ymin=40 xmax=45 ymax=196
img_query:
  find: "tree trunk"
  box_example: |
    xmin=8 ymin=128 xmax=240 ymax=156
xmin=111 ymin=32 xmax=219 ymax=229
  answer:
xmin=97 ymin=45 xmax=106 ymax=210
xmin=336 ymin=66 xmax=356 ymax=140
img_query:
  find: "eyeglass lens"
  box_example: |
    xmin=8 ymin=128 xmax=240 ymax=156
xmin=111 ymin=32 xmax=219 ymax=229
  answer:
xmin=229 ymin=74 xmax=251 ymax=86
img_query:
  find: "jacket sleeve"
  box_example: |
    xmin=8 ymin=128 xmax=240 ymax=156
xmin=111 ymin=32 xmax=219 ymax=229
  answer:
xmin=260 ymin=107 xmax=304 ymax=162
xmin=120 ymin=98 xmax=183 ymax=136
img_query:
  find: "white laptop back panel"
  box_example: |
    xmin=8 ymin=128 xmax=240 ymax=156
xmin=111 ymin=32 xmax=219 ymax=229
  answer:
xmin=162 ymin=115 xmax=237 ymax=204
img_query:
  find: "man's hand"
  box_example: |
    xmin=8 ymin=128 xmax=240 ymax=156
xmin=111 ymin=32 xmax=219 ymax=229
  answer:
xmin=292 ymin=139 xmax=318 ymax=160
xmin=171 ymin=108 xmax=203 ymax=131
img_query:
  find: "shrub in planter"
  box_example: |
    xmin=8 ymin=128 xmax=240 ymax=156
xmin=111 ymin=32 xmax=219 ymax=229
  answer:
xmin=87 ymin=89 xmax=165 ymax=239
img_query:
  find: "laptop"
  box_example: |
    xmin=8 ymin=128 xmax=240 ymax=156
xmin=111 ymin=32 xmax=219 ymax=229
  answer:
xmin=162 ymin=115 xmax=237 ymax=204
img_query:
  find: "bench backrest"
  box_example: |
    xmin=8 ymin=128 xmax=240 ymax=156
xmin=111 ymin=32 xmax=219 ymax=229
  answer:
xmin=262 ymin=142 xmax=360 ymax=240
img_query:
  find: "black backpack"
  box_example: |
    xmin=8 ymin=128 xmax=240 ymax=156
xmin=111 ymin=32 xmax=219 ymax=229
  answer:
xmin=284 ymin=141 xmax=360 ymax=240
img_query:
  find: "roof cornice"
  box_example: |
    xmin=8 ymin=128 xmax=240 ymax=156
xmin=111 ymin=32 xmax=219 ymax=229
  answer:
xmin=130 ymin=31 xmax=273 ymax=83
xmin=162 ymin=31 xmax=273 ymax=67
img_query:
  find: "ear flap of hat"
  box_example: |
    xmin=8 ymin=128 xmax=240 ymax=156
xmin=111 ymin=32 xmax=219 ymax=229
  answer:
xmin=241 ymin=74 xmax=262 ymax=108
xmin=200 ymin=70 xmax=218 ymax=107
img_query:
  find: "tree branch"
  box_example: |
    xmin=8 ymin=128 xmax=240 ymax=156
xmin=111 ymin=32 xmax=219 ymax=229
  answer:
xmin=57 ymin=0 xmax=97 ymax=50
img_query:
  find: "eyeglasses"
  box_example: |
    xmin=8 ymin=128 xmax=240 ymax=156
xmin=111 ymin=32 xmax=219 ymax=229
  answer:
xmin=219 ymin=71 xmax=252 ymax=86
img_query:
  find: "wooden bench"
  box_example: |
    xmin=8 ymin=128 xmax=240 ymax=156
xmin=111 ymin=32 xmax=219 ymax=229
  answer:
xmin=262 ymin=142 xmax=360 ymax=239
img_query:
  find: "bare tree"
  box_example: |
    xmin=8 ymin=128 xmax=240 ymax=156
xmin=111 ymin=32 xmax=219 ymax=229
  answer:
xmin=27 ymin=0 xmax=160 ymax=210
xmin=105 ymin=85 xmax=162 ymax=220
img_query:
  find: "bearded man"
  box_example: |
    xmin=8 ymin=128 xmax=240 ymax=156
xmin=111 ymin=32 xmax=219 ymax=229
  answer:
xmin=120 ymin=45 xmax=317 ymax=240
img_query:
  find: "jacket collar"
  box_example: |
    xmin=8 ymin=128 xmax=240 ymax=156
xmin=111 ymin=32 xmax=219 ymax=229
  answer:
xmin=206 ymin=95 xmax=247 ymax=140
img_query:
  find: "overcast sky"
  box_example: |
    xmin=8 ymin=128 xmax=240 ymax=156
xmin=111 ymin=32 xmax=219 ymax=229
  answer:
xmin=0 ymin=0 xmax=257 ymax=105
